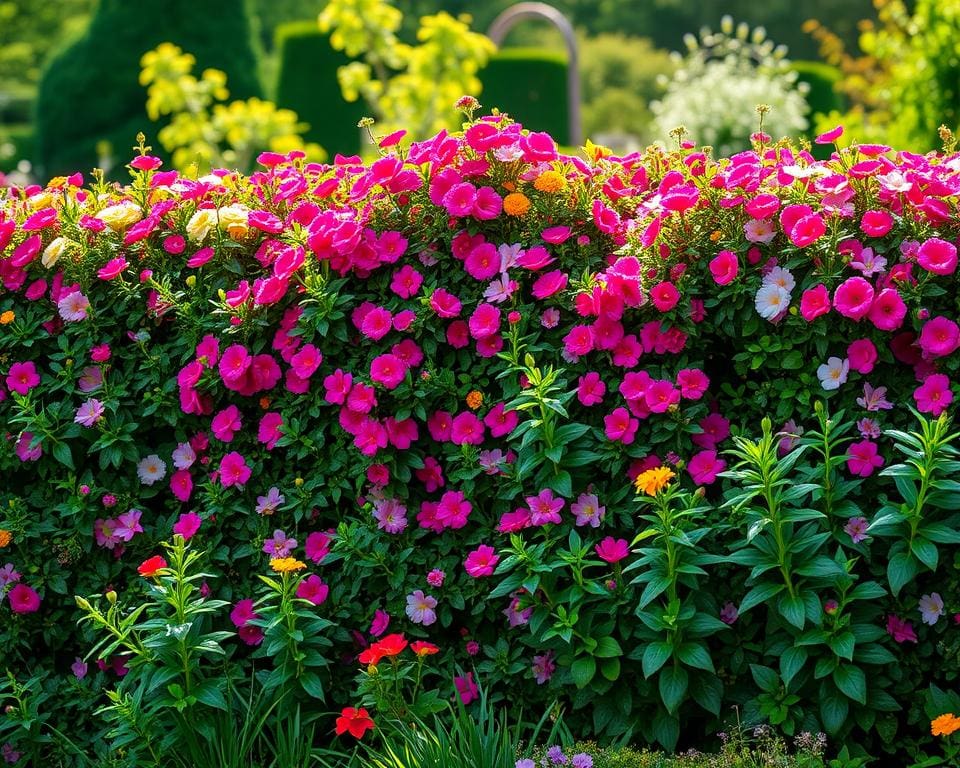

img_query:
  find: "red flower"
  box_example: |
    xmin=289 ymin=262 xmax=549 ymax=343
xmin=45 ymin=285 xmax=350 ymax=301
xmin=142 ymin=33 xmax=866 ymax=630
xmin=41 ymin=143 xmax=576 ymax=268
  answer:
xmin=335 ymin=707 xmax=375 ymax=738
xmin=358 ymin=632 xmax=409 ymax=665
xmin=411 ymin=640 xmax=440 ymax=656
xmin=137 ymin=555 xmax=168 ymax=577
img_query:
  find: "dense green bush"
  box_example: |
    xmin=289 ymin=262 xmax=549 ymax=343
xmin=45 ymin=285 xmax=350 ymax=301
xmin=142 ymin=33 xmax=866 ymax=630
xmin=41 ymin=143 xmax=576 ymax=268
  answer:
xmin=479 ymin=48 xmax=570 ymax=142
xmin=33 ymin=0 xmax=263 ymax=178
xmin=273 ymin=21 xmax=366 ymax=157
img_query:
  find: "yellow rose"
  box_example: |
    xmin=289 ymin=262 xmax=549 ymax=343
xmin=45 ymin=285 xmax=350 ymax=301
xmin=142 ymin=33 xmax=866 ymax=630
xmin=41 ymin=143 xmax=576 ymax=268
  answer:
xmin=29 ymin=192 xmax=56 ymax=210
xmin=217 ymin=204 xmax=250 ymax=240
xmin=42 ymin=236 xmax=71 ymax=268
xmin=186 ymin=208 xmax=218 ymax=242
xmin=96 ymin=201 xmax=143 ymax=232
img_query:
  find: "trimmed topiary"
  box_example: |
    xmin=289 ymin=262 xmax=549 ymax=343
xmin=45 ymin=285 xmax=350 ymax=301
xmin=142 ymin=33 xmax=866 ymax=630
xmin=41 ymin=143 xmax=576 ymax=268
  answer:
xmin=34 ymin=0 xmax=263 ymax=178
xmin=273 ymin=20 xmax=365 ymax=157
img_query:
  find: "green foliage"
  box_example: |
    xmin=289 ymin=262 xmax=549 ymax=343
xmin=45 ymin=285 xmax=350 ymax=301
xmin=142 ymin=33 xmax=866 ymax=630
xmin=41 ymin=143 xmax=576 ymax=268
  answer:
xmin=789 ymin=61 xmax=844 ymax=120
xmin=274 ymin=21 xmax=367 ymax=157
xmin=34 ymin=0 xmax=264 ymax=177
xmin=480 ymin=49 xmax=570 ymax=143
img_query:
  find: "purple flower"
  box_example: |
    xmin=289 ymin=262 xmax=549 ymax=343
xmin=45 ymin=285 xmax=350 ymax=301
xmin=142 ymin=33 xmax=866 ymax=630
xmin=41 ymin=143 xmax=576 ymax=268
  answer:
xmin=405 ymin=589 xmax=437 ymax=625
xmin=370 ymin=609 xmax=390 ymax=636
xmin=71 ymin=657 xmax=88 ymax=679
xmin=777 ymin=419 xmax=803 ymax=456
xmin=547 ymin=745 xmax=568 ymax=765
xmin=526 ymin=489 xmax=564 ymax=526
xmin=372 ymin=498 xmax=408 ymax=534
xmin=571 ymin=492 xmax=604 ymax=527
xmin=478 ymin=448 xmax=509 ymax=475
xmin=856 ymin=418 xmax=881 ymax=439
xmin=0 ymin=564 xmax=21 ymax=602
xmin=113 ymin=509 xmax=143 ymax=542
xmin=516 ymin=761 xmax=536 ymax=768
xmin=919 ymin=593 xmax=944 ymax=625
xmin=844 ymin=516 xmax=869 ymax=544
xmin=172 ymin=442 xmax=196 ymax=470
xmin=58 ymin=290 xmax=90 ymax=321
xmin=571 ymin=755 xmax=593 ymax=768
xmin=255 ymin=487 xmax=284 ymax=516
xmin=263 ymin=529 xmax=297 ymax=558
xmin=720 ymin=601 xmax=739 ymax=625
xmin=532 ymin=650 xmax=556 ymax=684
xmin=503 ymin=595 xmax=533 ymax=627
xmin=74 ymin=398 xmax=105 ymax=427
xmin=856 ymin=382 xmax=893 ymax=412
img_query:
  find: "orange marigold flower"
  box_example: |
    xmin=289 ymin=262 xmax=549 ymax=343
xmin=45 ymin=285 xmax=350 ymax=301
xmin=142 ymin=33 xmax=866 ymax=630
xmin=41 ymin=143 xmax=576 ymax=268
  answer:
xmin=466 ymin=390 xmax=484 ymax=410
xmin=932 ymin=713 xmax=960 ymax=737
xmin=634 ymin=466 xmax=676 ymax=496
xmin=534 ymin=170 xmax=566 ymax=193
xmin=502 ymin=181 xmax=517 ymax=192
xmin=0 ymin=311 xmax=14 ymax=325
xmin=259 ymin=396 xmax=271 ymax=410
xmin=709 ymin=230 xmax=722 ymax=242
xmin=0 ymin=529 xmax=11 ymax=548
xmin=503 ymin=192 xmax=531 ymax=216
xmin=270 ymin=557 xmax=307 ymax=574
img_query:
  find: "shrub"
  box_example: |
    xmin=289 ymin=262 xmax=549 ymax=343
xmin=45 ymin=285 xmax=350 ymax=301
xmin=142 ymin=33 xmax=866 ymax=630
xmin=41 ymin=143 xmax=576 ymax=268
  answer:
xmin=33 ymin=0 xmax=263 ymax=178
xmin=1 ymin=114 xmax=959 ymax=763
xmin=480 ymin=49 xmax=569 ymax=143
xmin=273 ymin=21 xmax=367 ymax=157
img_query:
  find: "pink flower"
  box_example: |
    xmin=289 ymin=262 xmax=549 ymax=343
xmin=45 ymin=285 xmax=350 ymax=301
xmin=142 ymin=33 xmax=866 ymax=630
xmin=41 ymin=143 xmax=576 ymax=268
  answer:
xmin=253 ymin=413 xmax=283 ymax=452
xmin=692 ymin=413 xmax=730 ymax=449
xmin=571 ymin=492 xmax=604 ymax=527
xmin=867 ymin=288 xmax=907 ymax=331
xmin=886 ymin=614 xmax=917 ymax=643
xmin=532 ymin=651 xmax=556 ymax=684
xmin=296 ymin=575 xmax=329 ymax=606
xmin=860 ymin=210 xmax=893 ymax=237
xmin=846 ymin=440 xmax=884 ymax=477
xmin=97 ymin=257 xmax=128 ymax=280
xmin=833 ymin=277 xmax=875 ymax=321
xmin=917 ymin=237 xmax=957 ymax=276
xmin=8 ymin=583 xmax=41 ymax=614
xmin=464 ymin=545 xmax=500 ymax=577
xmin=427 ymin=569 xmax=445 ymax=587
xmin=483 ymin=402 xmax=518 ymax=438
xmin=464 ymin=242 xmax=500 ymax=281
xmin=676 ymin=368 xmax=709 ymax=400
xmin=644 ymin=379 xmax=680 ymax=413
xmin=211 ymin=405 xmax=242 ymax=442
xmin=914 ymin=374 xmax=953 ymax=416
xmin=230 ymin=598 xmax=258 ymax=628
xmin=450 ymin=412 xmax=485 ymax=445
xmin=708 ymin=250 xmax=738 ymax=285
xmin=594 ymin=537 xmax=629 ymax=564
xmin=563 ymin=325 xmax=594 ymax=357
xmin=370 ymin=354 xmax=407 ymax=390
xmin=219 ymin=344 xmax=251 ymax=385
xmin=815 ymin=125 xmax=843 ymax=143
xmin=800 ymin=284 xmax=831 ymax=322
xmin=370 ymin=609 xmax=390 ymax=636
xmin=290 ymin=343 xmax=322 ymax=379
xmin=604 ymin=407 xmax=638 ymax=444
xmin=305 ymin=531 xmax=332 ymax=564
xmin=687 ymin=450 xmax=726 ymax=485
xmin=531 ymin=270 xmax=569 ymax=299
xmin=526 ymin=488 xmax=564 ymax=526
xmin=919 ymin=316 xmax=960 ymax=359
xmin=219 ymin=452 xmax=252 ymax=488
xmin=390 ymin=265 xmax=423 ymax=298
xmin=847 ymin=339 xmax=878 ymax=374
xmin=361 ymin=307 xmax=393 ymax=340
xmin=429 ymin=288 xmax=461 ymax=318
xmin=780 ymin=204 xmax=826 ymax=247
xmin=6 ymin=361 xmax=40 ymax=395
xmin=442 ymin=181 xmax=477 ymax=217
xmin=468 ymin=303 xmax=501 ymax=339
xmin=454 ymin=672 xmax=479 ymax=704
xmin=172 ymin=512 xmax=202 ymax=540
xmin=323 ymin=369 xmax=353 ymax=404
xmin=435 ymin=490 xmax=472 ymax=529
xmin=577 ymin=371 xmax=606 ymax=406
xmin=649 ymin=281 xmax=680 ymax=312
xmin=91 ymin=343 xmax=112 ymax=362
xmin=170 ymin=469 xmax=193 ymax=502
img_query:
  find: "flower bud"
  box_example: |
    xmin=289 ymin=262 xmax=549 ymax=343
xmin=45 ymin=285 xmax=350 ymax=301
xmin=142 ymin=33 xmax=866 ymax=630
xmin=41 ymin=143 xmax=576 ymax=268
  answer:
xmin=185 ymin=275 xmax=197 ymax=288
xmin=106 ymin=590 xmax=117 ymax=605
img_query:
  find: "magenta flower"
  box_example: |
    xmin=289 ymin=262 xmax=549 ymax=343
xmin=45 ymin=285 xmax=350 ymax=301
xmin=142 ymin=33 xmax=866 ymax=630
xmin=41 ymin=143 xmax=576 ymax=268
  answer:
xmin=577 ymin=372 xmax=606 ymax=406
xmin=405 ymin=589 xmax=438 ymax=625
xmin=846 ymin=440 xmax=884 ymax=477
xmin=370 ymin=354 xmax=407 ymax=390
xmin=427 ymin=569 xmax=445 ymax=588
xmin=503 ymin=595 xmax=533 ymax=627
xmin=687 ymin=450 xmax=726 ymax=485
xmin=918 ymin=316 xmax=960 ymax=359
xmin=526 ymin=489 xmax=564 ymax=526
xmin=917 ymin=237 xmax=957 ymax=276
xmin=833 ymin=277 xmax=874 ymax=321
xmin=8 ymin=583 xmax=41 ymax=614
xmin=113 ymin=509 xmax=143 ymax=542
xmin=720 ymin=602 xmax=739 ymax=625
xmin=799 ymin=284 xmax=831 ymax=322
xmin=866 ymin=288 xmax=907 ymax=331
xmin=219 ymin=452 xmax=252 ymax=488
xmin=454 ymin=672 xmax=479 ymax=704
xmin=450 ymin=412 xmax=485 ymax=445
xmin=172 ymin=512 xmax=202 ymax=540
xmin=305 ymin=531 xmax=332 ymax=564
xmin=532 ymin=651 xmax=556 ymax=684
xmin=594 ymin=537 xmax=629 ymax=564
xmin=708 ymin=250 xmax=738 ymax=285
xmin=257 ymin=412 xmax=284 ymax=450
xmin=370 ymin=609 xmax=390 ymax=637
xmin=6 ymin=361 xmax=40 ymax=395
xmin=464 ymin=545 xmax=500 ymax=577
xmin=886 ymin=614 xmax=918 ymax=643
xmin=372 ymin=498 xmax=408 ymax=534
xmin=170 ymin=470 xmax=193 ymax=502
xmin=211 ymin=405 xmax=242 ymax=442
xmin=263 ymin=529 xmax=297 ymax=558
xmin=74 ymin=398 xmax=104 ymax=427
xmin=230 ymin=598 xmax=258 ymax=628
xmin=296 ymin=575 xmax=329 ymax=606
xmin=914 ymin=374 xmax=953 ymax=416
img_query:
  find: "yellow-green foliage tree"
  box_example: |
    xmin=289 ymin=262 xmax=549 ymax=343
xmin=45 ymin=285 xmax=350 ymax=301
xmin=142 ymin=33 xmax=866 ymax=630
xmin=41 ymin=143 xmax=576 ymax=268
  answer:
xmin=140 ymin=43 xmax=324 ymax=174
xmin=318 ymin=0 xmax=496 ymax=140
xmin=806 ymin=0 xmax=960 ymax=150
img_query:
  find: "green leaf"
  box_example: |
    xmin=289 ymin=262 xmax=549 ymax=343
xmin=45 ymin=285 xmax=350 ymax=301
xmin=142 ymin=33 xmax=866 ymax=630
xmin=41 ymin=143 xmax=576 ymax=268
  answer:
xmin=594 ymin=636 xmax=622 ymax=659
xmin=919 ymin=522 xmax=960 ymax=544
xmin=677 ymin=643 xmax=714 ymax=672
xmin=750 ymin=664 xmax=779 ymax=693
xmin=887 ymin=552 xmax=918 ymax=596
xmin=192 ymin=682 xmax=228 ymax=710
xmin=689 ymin=673 xmax=722 ymax=715
xmin=570 ymin=655 xmax=596 ymax=689
xmin=658 ymin=666 xmax=688 ymax=714
xmin=651 ymin=711 xmax=679 ymax=751
xmin=828 ymin=631 xmax=856 ymax=662
xmin=910 ymin=537 xmax=938 ymax=571
xmin=299 ymin=671 xmax=325 ymax=700
xmin=599 ymin=657 xmax=621 ymax=682
xmin=778 ymin=593 xmax=806 ymax=629
xmin=780 ymin=646 xmax=807 ymax=688
xmin=739 ymin=582 xmax=784 ymax=614
xmin=833 ymin=664 xmax=867 ymax=704
xmin=52 ymin=441 xmax=74 ymax=470
xmin=820 ymin=691 xmax=849 ymax=735
xmin=641 ymin=642 xmax=673 ymax=678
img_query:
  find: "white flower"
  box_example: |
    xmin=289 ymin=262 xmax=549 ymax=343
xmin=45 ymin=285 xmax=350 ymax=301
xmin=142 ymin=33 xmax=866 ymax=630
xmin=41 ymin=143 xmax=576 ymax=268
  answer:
xmin=96 ymin=201 xmax=142 ymax=232
xmin=817 ymin=357 xmax=849 ymax=391
xmin=137 ymin=454 xmax=167 ymax=485
xmin=42 ymin=236 xmax=71 ymax=268
xmin=186 ymin=208 xmax=218 ymax=242
xmin=762 ymin=266 xmax=795 ymax=293
xmin=919 ymin=592 xmax=944 ymax=626
xmin=754 ymin=283 xmax=791 ymax=320
xmin=744 ymin=219 xmax=776 ymax=244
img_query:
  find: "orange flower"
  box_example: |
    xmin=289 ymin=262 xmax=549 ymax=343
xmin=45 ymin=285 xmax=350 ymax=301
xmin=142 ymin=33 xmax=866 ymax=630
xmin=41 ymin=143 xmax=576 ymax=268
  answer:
xmin=709 ymin=230 xmax=722 ymax=242
xmin=534 ymin=170 xmax=565 ymax=193
xmin=0 ymin=310 xmax=14 ymax=325
xmin=503 ymin=192 xmax=531 ymax=216
xmin=932 ymin=713 xmax=960 ymax=737
xmin=634 ymin=466 xmax=676 ymax=496
xmin=270 ymin=557 xmax=306 ymax=574
xmin=259 ymin=396 xmax=271 ymax=410
xmin=466 ymin=390 xmax=484 ymax=410
xmin=0 ymin=529 xmax=11 ymax=548
xmin=411 ymin=640 xmax=440 ymax=656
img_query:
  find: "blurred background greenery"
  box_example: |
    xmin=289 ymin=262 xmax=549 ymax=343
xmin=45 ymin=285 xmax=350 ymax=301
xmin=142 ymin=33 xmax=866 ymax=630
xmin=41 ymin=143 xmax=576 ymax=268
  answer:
xmin=2 ymin=0 xmax=957 ymax=181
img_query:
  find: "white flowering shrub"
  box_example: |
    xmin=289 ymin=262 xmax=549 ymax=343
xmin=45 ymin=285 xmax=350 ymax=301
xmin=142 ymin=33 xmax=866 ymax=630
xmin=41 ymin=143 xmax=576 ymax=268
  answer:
xmin=650 ymin=17 xmax=809 ymax=155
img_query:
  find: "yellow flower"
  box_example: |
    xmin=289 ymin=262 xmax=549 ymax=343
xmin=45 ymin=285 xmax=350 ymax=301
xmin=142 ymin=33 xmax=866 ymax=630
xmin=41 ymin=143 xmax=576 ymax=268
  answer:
xmin=42 ymin=236 xmax=71 ymax=268
xmin=185 ymin=275 xmax=197 ymax=288
xmin=270 ymin=557 xmax=307 ymax=574
xmin=534 ymin=170 xmax=566 ymax=193
xmin=0 ymin=529 xmax=11 ymax=548
xmin=0 ymin=311 xmax=14 ymax=325
xmin=465 ymin=390 xmax=484 ymax=410
xmin=503 ymin=192 xmax=531 ymax=217
xmin=634 ymin=466 xmax=676 ymax=496
xmin=932 ymin=713 xmax=960 ymax=737
xmin=96 ymin=201 xmax=143 ymax=232
xmin=584 ymin=139 xmax=612 ymax=161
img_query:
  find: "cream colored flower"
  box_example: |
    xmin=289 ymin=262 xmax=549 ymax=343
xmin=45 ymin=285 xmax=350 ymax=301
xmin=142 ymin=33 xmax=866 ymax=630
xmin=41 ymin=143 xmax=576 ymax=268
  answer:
xmin=96 ymin=201 xmax=143 ymax=232
xmin=42 ymin=236 xmax=71 ymax=268
xmin=217 ymin=204 xmax=249 ymax=239
xmin=186 ymin=208 xmax=218 ymax=242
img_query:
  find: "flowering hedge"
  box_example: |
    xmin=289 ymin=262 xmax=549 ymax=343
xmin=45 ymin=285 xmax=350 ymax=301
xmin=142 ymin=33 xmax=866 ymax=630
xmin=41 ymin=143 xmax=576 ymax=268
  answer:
xmin=1 ymin=116 xmax=960 ymax=762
